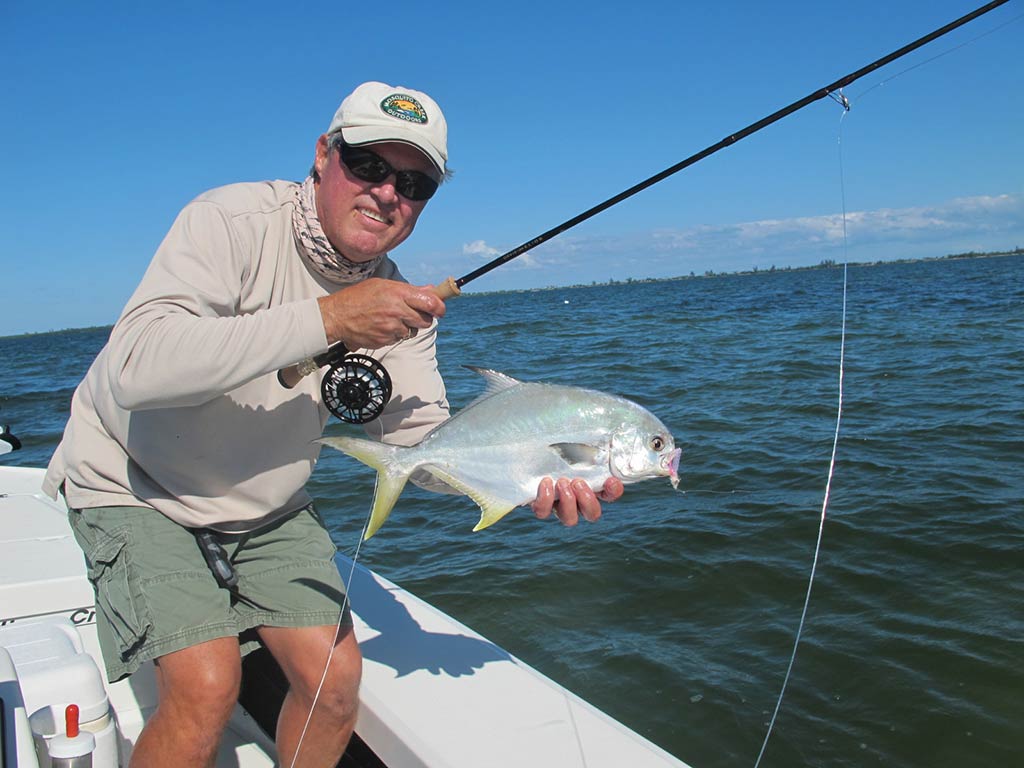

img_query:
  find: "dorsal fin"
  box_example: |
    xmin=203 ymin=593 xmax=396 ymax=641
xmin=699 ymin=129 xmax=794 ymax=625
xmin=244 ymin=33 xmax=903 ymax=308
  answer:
xmin=462 ymin=366 xmax=523 ymax=400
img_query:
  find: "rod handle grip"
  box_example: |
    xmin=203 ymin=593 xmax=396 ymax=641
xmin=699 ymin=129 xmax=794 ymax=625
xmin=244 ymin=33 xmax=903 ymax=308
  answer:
xmin=432 ymin=276 xmax=461 ymax=300
xmin=278 ymin=359 xmax=312 ymax=390
xmin=279 ymin=345 xmax=349 ymax=389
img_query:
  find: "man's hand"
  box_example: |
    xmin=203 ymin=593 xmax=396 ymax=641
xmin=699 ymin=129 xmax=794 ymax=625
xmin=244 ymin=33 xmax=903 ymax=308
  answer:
xmin=531 ymin=477 xmax=624 ymax=527
xmin=318 ymin=279 xmax=446 ymax=349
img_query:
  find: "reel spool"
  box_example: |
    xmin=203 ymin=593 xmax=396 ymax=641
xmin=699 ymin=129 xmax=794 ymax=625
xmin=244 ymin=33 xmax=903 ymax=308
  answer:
xmin=321 ymin=354 xmax=393 ymax=424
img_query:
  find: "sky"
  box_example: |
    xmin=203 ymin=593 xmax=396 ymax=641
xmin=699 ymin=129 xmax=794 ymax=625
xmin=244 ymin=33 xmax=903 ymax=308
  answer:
xmin=1 ymin=0 xmax=1021 ymax=336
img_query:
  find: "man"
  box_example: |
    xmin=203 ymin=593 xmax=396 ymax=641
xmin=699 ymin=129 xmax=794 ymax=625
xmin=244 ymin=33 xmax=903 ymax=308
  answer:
xmin=43 ymin=81 xmax=622 ymax=767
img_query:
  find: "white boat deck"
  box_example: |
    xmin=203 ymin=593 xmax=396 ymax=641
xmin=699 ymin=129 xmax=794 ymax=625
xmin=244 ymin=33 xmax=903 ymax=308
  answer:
xmin=1 ymin=466 xmax=691 ymax=767
xmin=347 ymin=558 xmax=688 ymax=768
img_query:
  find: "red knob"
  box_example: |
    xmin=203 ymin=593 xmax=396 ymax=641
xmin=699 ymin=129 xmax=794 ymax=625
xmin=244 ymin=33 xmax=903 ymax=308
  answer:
xmin=65 ymin=704 xmax=80 ymax=738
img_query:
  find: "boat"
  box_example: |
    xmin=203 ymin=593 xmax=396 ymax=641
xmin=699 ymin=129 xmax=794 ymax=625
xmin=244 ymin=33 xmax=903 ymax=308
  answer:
xmin=0 ymin=426 xmax=20 ymax=456
xmin=0 ymin=460 xmax=693 ymax=767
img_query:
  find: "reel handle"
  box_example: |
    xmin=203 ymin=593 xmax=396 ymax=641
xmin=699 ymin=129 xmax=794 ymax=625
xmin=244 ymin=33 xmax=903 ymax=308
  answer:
xmin=277 ymin=277 xmax=460 ymax=389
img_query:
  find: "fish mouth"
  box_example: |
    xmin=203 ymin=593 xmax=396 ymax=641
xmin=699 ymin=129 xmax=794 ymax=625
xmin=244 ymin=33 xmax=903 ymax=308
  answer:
xmin=664 ymin=448 xmax=681 ymax=489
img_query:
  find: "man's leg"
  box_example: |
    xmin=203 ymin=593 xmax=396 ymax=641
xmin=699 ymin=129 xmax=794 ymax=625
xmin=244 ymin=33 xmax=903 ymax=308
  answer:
xmin=258 ymin=624 xmax=362 ymax=768
xmin=129 ymin=637 xmax=243 ymax=768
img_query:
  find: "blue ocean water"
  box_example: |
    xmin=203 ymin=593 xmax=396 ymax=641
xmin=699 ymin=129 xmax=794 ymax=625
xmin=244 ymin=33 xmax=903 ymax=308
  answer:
xmin=2 ymin=254 xmax=1021 ymax=767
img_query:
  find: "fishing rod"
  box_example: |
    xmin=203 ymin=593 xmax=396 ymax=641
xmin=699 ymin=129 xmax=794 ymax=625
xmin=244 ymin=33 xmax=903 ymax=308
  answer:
xmin=281 ymin=0 xmax=1011 ymax=422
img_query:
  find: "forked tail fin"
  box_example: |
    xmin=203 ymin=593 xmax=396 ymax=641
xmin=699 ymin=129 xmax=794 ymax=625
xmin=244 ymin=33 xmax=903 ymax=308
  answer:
xmin=318 ymin=436 xmax=412 ymax=539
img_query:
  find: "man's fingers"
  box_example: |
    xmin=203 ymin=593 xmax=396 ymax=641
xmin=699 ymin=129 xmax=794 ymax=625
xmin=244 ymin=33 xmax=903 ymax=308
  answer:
xmin=573 ymin=480 xmax=603 ymax=522
xmin=319 ymin=279 xmax=446 ymax=348
xmin=532 ymin=477 xmax=556 ymax=519
xmin=597 ymin=477 xmax=624 ymax=503
xmin=554 ymin=478 xmax=579 ymax=527
xmin=534 ymin=477 xmax=618 ymax=527
xmin=406 ymin=288 xmax=446 ymax=319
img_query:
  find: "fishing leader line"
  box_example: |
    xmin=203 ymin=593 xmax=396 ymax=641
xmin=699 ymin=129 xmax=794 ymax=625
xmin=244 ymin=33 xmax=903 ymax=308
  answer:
xmin=853 ymin=9 xmax=1024 ymax=104
xmin=287 ymin=419 xmax=384 ymax=768
xmin=751 ymin=7 xmax=1017 ymax=755
xmin=287 ymin=512 xmax=373 ymax=768
xmin=752 ymin=95 xmax=852 ymax=768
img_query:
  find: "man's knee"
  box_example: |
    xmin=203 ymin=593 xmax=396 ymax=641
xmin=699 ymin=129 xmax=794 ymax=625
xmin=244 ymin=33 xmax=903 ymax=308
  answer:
xmin=156 ymin=640 xmax=242 ymax=723
xmin=189 ymin=659 xmax=242 ymax=715
xmin=315 ymin=655 xmax=361 ymax=725
xmin=262 ymin=626 xmax=361 ymax=723
xmin=292 ymin=643 xmax=360 ymax=723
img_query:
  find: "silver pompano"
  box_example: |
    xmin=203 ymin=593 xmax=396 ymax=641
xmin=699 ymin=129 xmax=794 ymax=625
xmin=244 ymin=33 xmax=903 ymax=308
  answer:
xmin=320 ymin=367 xmax=681 ymax=539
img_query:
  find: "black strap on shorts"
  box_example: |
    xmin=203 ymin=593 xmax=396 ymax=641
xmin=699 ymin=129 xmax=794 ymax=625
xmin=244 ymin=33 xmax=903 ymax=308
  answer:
xmin=194 ymin=529 xmax=239 ymax=590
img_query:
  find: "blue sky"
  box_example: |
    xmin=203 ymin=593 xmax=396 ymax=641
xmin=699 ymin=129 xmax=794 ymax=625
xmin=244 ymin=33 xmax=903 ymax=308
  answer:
xmin=1 ymin=0 xmax=1021 ymax=336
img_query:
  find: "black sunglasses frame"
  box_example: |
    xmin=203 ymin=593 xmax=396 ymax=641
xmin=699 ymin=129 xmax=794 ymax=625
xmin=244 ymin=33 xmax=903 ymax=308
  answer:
xmin=337 ymin=142 xmax=439 ymax=202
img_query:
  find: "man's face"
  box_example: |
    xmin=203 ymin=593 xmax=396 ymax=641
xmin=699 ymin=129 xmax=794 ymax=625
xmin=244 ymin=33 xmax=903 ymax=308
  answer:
xmin=314 ymin=136 xmax=438 ymax=262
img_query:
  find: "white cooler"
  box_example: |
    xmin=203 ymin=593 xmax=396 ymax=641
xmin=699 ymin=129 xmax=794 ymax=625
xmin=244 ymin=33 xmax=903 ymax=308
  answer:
xmin=0 ymin=618 xmax=116 ymax=767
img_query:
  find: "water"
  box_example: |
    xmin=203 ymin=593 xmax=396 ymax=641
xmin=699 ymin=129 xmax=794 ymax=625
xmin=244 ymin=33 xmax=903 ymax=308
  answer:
xmin=2 ymin=255 xmax=1021 ymax=767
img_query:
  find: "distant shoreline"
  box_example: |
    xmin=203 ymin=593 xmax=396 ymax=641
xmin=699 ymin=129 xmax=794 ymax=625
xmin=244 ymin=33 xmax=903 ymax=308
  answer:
xmin=4 ymin=248 xmax=1021 ymax=338
xmin=464 ymin=247 xmax=1024 ymax=297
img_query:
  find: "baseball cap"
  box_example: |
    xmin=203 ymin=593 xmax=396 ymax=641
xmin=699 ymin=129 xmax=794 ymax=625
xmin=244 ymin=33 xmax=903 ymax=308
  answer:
xmin=327 ymin=81 xmax=448 ymax=176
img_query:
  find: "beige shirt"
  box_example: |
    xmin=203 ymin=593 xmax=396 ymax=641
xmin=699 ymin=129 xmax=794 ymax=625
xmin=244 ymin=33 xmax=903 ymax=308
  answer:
xmin=43 ymin=180 xmax=449 ymax=530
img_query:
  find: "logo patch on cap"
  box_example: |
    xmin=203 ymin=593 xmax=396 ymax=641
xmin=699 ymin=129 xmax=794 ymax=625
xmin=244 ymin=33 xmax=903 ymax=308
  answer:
xmin=381 ymin=94 xmax=429 ymax=125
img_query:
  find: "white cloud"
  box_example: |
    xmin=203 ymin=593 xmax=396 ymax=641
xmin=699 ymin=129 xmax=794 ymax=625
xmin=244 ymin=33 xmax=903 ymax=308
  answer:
xmin=604 ymin=194 xmax=1022 ymax=259
xmin=461 ymin=239 xmax=540 ymax=269
xmin=462 ymin=239 xmax=500 ymax=258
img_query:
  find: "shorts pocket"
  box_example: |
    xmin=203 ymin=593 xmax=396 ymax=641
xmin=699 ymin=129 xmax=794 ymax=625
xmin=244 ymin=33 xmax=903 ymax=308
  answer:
xmin=301 ymin=505 xmax=341 ymax=562
xmin=87 ymin=529 xmax=153 ymax=658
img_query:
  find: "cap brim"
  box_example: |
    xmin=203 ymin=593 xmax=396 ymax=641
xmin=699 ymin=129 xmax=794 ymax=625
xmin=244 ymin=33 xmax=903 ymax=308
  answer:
xmin=341 ymin=125 xmax=445 ymax=176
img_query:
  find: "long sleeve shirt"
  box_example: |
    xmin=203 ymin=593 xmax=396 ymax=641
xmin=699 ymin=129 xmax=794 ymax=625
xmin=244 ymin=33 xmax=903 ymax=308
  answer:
xmin=43 ymin=180 xmax=449 ymax=531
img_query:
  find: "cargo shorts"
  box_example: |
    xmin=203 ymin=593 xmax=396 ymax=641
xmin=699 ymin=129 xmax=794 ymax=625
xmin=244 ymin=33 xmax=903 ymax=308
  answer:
xmin=67 ymin=502 xmax=350 ymax=682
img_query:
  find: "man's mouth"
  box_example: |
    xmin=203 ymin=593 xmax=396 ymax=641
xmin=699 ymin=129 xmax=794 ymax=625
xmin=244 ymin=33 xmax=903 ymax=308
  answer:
xmin=358 ymin=207 xmax=390 ymax=225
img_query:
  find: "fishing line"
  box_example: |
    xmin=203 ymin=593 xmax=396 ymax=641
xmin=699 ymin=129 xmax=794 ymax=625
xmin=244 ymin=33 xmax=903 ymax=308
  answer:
xmin=749 ymin=8 xmax=1010 ymax=754
xmin=564 ymin=691 xmax=592 ymax=768
xmin=287 ymin=423 xmax=384 ymax=768
xmin=676 ymin=488 xmax=758 ymax=495
xmin=853 ymin=10 xmax=1024 ymax=103
xmin=752 ymin=94 xmax=851 ymax=768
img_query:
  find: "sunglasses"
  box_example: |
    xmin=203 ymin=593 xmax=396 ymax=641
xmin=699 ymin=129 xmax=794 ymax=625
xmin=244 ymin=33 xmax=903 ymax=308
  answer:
xmin=338 ymin=142 xmax=439 ymax=201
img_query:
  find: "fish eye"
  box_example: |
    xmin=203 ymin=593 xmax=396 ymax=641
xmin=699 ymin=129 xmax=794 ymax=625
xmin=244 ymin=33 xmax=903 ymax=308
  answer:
xmin=650 ymin=436 xmax=665 ymax=451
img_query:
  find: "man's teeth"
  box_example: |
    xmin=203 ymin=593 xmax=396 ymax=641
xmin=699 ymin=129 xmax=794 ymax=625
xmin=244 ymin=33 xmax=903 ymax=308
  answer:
xmin=360 ymin=208 xmax=387 ymax=224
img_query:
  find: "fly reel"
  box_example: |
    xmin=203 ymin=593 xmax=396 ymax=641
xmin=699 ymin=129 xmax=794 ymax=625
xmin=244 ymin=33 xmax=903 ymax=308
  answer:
xmin=321 ymin=353 xmax=393 ymax=424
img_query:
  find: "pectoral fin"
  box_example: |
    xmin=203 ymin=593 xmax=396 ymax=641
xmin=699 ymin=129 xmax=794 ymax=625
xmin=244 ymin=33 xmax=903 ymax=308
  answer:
xmin=423 ymin=465 xmax=519 ymax=532
xmin=549 ymin=442 xmax=601 ymax=468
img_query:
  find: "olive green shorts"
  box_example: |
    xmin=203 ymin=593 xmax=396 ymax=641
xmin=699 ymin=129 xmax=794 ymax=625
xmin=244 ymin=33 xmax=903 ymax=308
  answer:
xmin=67 ymin=503 xmax=350 ymax=682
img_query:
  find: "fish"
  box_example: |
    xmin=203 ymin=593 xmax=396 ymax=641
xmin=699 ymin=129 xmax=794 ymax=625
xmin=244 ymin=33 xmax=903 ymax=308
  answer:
xmin=319 ymin=367 xmax=681 ymax=539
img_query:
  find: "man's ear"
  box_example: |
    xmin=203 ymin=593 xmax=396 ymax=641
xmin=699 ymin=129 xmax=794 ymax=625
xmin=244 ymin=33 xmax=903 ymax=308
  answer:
xmin=314 ymin=134 xmax=330 ymax=177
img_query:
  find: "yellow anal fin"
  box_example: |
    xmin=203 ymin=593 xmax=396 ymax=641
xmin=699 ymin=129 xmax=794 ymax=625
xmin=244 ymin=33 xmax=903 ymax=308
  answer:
xmin=318 ymin=436 xmax=409 ymax=540
xmin=365 ymin=471 xmax=410 ymax=539
xmin=423 ymin=465 xmax=519 ymax=532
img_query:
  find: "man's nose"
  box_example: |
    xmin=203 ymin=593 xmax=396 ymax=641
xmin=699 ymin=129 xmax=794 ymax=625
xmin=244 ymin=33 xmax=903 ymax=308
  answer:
xmin=371 ymin=177 xmax=399 ymax=204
